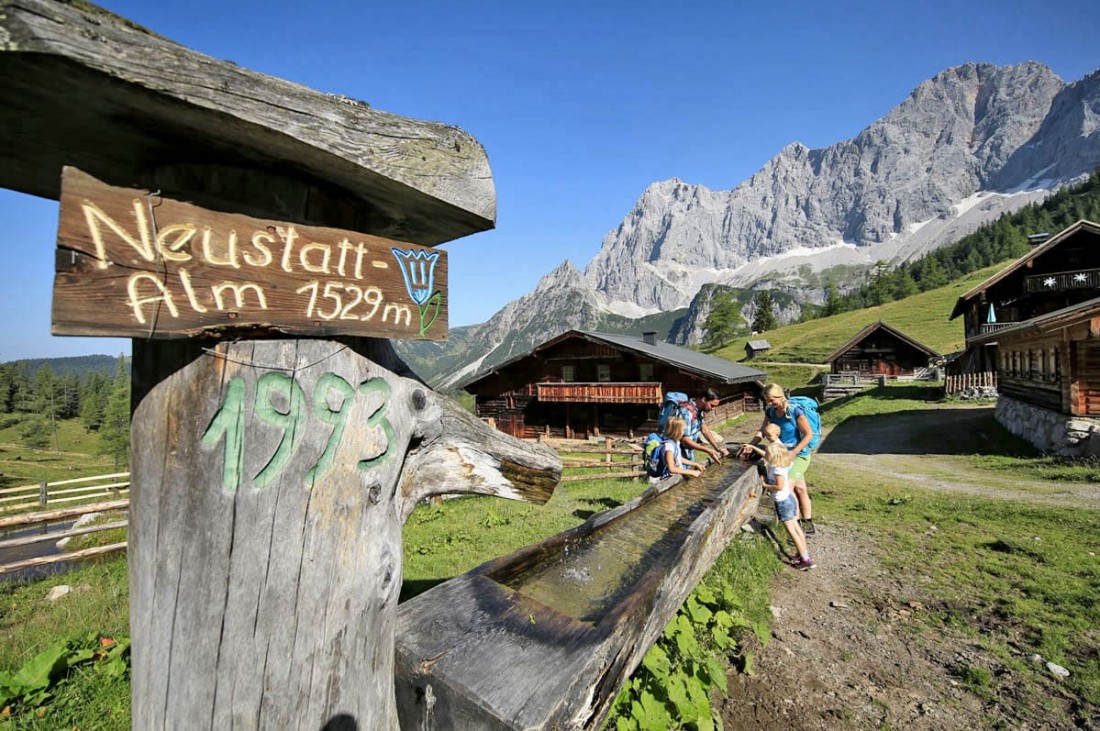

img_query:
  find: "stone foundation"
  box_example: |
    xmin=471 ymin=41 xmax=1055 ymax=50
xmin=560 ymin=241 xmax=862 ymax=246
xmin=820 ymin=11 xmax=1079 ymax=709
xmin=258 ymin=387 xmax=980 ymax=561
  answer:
xmin=996 ymin=396 xmax=1100 ymax=456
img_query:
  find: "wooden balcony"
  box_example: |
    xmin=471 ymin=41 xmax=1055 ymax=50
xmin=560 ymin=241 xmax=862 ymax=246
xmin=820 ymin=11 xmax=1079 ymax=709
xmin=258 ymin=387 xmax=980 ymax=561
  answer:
xmin=979 ymin=322 xmax=1017 ymax=334
xmin=1024 ymin=268 xmax=1100 ymax=294
xmin=535 ymin=381 xmax=662 ymax=404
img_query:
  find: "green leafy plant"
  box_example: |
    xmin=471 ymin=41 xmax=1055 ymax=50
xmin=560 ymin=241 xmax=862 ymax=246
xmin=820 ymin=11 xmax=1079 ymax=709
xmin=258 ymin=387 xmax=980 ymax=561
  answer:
xmin=0 ymin=632 xmax=129 ymax=718
xmin=606 ymin=574 xmax=757 ymax=730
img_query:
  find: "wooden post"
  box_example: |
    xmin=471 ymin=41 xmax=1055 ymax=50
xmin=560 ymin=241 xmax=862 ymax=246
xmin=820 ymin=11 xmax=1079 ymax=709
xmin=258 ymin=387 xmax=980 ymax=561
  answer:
xmin=38 ymin=481 xmax=47 ymax=507
xmin=129 ymin=339 xmax=560 ymax=729
xmin=605 ymin=437 xmax=613 ymax=473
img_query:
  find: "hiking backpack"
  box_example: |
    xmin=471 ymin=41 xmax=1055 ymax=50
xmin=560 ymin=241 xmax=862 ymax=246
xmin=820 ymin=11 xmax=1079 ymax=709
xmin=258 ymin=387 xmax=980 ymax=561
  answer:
xmin=642 ymin=432 xmax=666 ymax=477
xmin=787 ymin=395 xmax=822 ymax=451
xmin=657 ymin=391 xmax=696 ymax=433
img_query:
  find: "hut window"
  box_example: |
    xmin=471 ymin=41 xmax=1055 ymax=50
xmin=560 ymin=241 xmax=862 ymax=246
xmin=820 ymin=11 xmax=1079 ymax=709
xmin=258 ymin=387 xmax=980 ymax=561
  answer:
xmin=597 ymin=364 xmax=611 ymax=382
xmin=562 ymin=365 xmax=575 ymax=382
xmin=639 ymin=363 xmax=654 ymax=381
xmin=1051 ymin=348 xmax=1060 ymax=381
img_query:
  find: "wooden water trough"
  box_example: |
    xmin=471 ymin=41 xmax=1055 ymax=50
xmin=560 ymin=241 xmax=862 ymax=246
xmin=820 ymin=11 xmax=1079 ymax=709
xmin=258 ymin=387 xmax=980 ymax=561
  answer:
xmin=395 ymin=456 xmax=760 ymax=730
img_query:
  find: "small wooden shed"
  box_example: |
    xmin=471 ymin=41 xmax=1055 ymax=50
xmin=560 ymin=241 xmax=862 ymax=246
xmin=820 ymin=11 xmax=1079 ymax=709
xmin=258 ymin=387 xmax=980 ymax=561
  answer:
xmin=825 ymin=321 xmax=939 ymax=376
xmin=744 ymin=339 xmax=772 ymax=359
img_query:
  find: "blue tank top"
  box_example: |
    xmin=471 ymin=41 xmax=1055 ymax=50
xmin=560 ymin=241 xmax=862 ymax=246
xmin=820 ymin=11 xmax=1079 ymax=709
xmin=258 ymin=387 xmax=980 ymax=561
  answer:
xmin=765 ymin=404 xmax=810 ymax=457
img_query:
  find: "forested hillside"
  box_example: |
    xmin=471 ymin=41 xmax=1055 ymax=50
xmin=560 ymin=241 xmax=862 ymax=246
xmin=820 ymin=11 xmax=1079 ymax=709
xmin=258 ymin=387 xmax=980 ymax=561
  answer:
xmin=0 ymin=355 xmax=131 ymax=466
xmin=804 ymin=168 xmax=1100 ymax=319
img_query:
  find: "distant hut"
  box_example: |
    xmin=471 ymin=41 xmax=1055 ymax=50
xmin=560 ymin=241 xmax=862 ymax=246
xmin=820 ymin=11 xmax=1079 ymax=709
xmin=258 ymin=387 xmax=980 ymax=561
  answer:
xmin=825 ymin=321 xmax=939 ymax=377
xmin=744 ymin=339 xmax=772 ymax=360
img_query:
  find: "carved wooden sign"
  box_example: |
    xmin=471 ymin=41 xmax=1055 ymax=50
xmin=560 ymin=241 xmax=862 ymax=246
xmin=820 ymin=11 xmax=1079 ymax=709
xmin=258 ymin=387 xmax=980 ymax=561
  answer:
xmin=129 ymin=340 xmax=560 ymax=728
xmin=52 ymin=167 xmax=448 ymax=340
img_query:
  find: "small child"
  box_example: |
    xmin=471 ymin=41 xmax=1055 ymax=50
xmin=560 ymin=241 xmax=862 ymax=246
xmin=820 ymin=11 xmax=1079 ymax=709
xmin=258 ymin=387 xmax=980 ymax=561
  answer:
xmin=653 ymin=416 xmax=707 ymax=480
xmin=762 ymin=441 xmax=814 ymax=570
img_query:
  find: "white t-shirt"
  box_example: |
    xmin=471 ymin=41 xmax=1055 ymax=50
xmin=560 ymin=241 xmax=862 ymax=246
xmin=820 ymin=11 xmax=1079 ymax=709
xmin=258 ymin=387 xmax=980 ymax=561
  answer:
xmin=768 ymin=464 xmax=792 ymax=502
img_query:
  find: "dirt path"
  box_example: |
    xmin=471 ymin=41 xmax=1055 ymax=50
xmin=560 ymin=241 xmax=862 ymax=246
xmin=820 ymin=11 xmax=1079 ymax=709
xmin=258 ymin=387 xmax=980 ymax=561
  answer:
xmin=718 ymin=405 xmax=1098 ymax=730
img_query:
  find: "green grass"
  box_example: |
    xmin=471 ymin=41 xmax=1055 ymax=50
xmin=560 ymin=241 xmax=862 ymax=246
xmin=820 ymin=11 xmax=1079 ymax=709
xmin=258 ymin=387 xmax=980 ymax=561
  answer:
xmin=0 ymin=416 xmax=120 ymax=490
xmin=711 ymin=263 xmax=1006 ymax=366
xmin=809 ymin=389 xmax=1100 ymax=722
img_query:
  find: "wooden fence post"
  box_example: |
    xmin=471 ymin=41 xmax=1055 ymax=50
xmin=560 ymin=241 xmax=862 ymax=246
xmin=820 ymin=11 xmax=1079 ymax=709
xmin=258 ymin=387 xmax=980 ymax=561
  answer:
xmin=38 ymin=482 xmax=47 ymax=507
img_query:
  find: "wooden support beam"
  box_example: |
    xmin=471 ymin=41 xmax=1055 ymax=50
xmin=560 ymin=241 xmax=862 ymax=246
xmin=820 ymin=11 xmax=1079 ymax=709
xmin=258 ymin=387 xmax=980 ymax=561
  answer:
xmin=0 ymin=0 xmax=495 ymax=245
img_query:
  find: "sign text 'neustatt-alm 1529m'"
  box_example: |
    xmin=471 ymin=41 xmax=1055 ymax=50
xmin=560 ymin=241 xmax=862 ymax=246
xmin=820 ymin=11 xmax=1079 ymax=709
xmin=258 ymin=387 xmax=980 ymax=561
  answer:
xmin=51 ymin=167 xmax=448 ymax=341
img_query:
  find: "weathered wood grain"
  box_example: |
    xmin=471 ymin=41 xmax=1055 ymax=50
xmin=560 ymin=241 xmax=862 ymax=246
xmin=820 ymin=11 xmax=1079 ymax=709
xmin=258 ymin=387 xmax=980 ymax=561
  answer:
xmin=0 ymin=0 xmax=494 ymax=244
xmin=394 ymin=463 xmax=760 ymax=730
xmin=129 ymin=339 xmax=560 ymax=729
xmin=54 ymin=168 xmax=449 ymax=341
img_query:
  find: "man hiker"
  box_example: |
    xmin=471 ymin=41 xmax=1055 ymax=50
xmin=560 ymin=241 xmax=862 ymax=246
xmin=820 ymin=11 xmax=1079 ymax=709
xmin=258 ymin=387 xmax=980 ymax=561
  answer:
xmin=676 ymin=388 xmax=730 ymax=464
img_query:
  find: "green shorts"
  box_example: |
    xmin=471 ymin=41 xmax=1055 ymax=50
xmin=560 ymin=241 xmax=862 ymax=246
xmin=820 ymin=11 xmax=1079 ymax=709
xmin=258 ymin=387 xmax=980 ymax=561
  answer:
xmin=789 ymin=453 xmax=811 ymax=483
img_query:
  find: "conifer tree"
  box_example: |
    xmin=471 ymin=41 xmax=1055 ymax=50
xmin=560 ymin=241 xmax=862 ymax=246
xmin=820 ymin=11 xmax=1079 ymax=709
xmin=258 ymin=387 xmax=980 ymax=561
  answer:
xmin=751 ymin=290 xmax=777 ymax=333
xmin=703 ymin=290 xmax=742 ymax=349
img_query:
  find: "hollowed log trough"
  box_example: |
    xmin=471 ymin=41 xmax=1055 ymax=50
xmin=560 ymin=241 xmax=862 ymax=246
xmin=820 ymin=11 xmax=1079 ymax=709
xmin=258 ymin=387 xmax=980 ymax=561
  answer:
xmin=395 ymin=457 xmax=761 ymax=730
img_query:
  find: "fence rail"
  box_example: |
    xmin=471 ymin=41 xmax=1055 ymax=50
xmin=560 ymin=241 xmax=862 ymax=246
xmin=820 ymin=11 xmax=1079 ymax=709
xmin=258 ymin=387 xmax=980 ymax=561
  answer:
xmin=0 ymin=472 xmax=130 ymax=576
xmin=0 ymin=472 xmax=130 ymax=514
xmin=945 ymin=371 xmax=998 ymax=395
xmin=538 ymin=437 xmax=644 ymax=482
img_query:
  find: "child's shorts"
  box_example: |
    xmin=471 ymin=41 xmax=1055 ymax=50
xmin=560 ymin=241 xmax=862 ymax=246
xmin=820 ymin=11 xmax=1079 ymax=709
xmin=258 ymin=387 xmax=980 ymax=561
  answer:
xmin=774 ymin=495 xmax=798 ymax=522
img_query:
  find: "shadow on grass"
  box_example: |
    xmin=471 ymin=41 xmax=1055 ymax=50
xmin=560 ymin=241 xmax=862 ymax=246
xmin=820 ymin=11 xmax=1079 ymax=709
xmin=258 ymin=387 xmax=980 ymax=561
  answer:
xmin=572 ymin=497 xmax=623 ymax=521
xmin=818 ymin=407 xmax=1038 ymax=457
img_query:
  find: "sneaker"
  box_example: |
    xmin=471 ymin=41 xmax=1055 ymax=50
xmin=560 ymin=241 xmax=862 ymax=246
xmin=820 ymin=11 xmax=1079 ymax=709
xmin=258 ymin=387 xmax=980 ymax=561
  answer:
xmin=791 ymin=556 xmax=815 ymax=571
xmin=800 ymin=519 xmax=816 ymax=536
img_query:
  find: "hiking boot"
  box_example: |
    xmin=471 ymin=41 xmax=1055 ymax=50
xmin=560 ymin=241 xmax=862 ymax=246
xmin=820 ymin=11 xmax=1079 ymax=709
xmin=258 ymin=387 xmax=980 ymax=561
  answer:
xmin=791 ymin=556 xmax=815 ymax=571
xmin=800 ymin=518 xmax=816 ymax=536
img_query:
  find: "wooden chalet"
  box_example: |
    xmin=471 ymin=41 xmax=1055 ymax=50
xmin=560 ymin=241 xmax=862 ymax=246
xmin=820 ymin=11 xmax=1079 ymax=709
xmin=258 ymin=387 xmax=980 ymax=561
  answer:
xmin=824 ymin=321 xmax=940 ymax=376
xmin=967 ymin=295 xmax=1100 ymax=415
xmin=462 ymin=330 xmax=766 ymax=439
xmin=948 ymin=220 xmax=1100 ymax=376
xmin=745 ymin=339 xmax=772 ymax=359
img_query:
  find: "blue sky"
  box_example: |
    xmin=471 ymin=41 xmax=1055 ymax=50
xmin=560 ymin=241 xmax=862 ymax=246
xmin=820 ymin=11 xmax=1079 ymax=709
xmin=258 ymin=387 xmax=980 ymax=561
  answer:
xmin=2 ymin=0 xmax=1098 ymax=360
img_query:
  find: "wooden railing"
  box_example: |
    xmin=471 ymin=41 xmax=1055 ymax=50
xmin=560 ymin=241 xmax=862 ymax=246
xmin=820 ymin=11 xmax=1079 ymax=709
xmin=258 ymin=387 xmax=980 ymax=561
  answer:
xmin=535 ymin=381 xmax=663 ymax=404
xmin=538 ymin=437 xmax=644 ymax=482
xmin=0 ymin=472 xmax=130 ymax=575
xmin=0 ymin=472 xmax=130 ymax=514
xmin=1023 ymin=268 xmax=1100 ymax=294
xmin=945 ymin=371 xmax=997 ymax=394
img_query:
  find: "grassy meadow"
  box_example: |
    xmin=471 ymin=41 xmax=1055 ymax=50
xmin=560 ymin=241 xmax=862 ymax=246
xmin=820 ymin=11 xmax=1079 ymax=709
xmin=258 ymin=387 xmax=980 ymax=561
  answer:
xmin=714 ymin=263 xmax=1005 ymax=367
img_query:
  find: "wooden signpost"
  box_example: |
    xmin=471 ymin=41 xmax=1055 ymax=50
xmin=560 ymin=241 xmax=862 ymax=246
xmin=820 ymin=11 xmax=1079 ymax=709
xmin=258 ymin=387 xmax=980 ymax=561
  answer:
xmin=54 ymin=168 xmax=449 ymax=341
xmin=2 ymin=2 xmax=562 ymax=729
xmin=129 ymin=340 xmax=559 ymax=728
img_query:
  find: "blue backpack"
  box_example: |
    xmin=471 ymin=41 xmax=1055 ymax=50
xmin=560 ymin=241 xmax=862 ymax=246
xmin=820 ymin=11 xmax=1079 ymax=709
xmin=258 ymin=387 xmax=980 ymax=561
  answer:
xmin=643 ymin=432 xmax=667 ymax=477
xmin=787 ymin=396 xmax=822 ymax=451
xmin=657 ymin=392 xmax=695 ymax=433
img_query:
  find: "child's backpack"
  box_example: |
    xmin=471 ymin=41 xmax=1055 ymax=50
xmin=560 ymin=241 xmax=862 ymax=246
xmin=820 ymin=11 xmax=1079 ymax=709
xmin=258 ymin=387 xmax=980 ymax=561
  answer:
xmin=643 ymin=432 xmax=666 ymax=477
xmin=787 ymin=395 xmax=822 ymax=451
xmin=657 ymin=391 xmax=694 ymax=433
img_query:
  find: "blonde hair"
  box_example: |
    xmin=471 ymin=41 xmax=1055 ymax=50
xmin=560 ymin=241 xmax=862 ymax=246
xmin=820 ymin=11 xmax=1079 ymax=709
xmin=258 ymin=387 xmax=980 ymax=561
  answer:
xmin=764 ymin=441 xmax=793 ymax=468
xmin=761 ymin=383 xmax=787 ymax=404
xmin=664 ymin=416 xmax=686 ymax=442
xmin=762 ymin=423 xmax=781 ymax=441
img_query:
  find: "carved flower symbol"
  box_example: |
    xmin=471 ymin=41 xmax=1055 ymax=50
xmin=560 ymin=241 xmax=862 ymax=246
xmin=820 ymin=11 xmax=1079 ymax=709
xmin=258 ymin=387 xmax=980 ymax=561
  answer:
xmin=1074 ymin=272 xmax=1088 ymax=283
xmin=1043 ymin=277 xmax=1057 ymax=288
xmin=391 ymin=247 xmax=440 ymax=305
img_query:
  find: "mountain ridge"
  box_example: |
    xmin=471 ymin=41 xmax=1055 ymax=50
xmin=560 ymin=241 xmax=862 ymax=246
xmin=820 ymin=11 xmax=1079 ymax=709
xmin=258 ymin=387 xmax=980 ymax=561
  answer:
xmin=394 ymin=61 xmax=1100 ymax=385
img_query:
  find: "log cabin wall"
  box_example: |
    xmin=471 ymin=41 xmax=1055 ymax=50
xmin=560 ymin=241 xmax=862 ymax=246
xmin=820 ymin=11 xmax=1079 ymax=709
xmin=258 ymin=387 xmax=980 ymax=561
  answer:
xmin=996 ymin=330 xmax=1069 ymax=413
xmin=831 ymin=331 xmax=934 ymax=375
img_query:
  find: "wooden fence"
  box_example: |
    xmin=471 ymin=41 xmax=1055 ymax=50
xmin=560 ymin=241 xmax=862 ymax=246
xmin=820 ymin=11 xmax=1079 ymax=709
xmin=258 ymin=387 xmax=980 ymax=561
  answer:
xmin=0 ymin=472 xmax=130 ymax=575
xmin=945 ymin=371 xmax=997 ymax=395
xmin=538 ymin=437 xmax=644 ymax=482
xmin=0 ymin=471 xmax=130 ymax=514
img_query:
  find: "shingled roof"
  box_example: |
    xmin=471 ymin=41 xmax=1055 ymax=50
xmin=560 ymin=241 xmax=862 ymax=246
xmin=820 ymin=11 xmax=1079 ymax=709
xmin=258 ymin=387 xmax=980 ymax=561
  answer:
xmin=461 ymin=330 xmax=766 ymax=389
xmin=824 ymin=321 xmax=940 ymax=364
